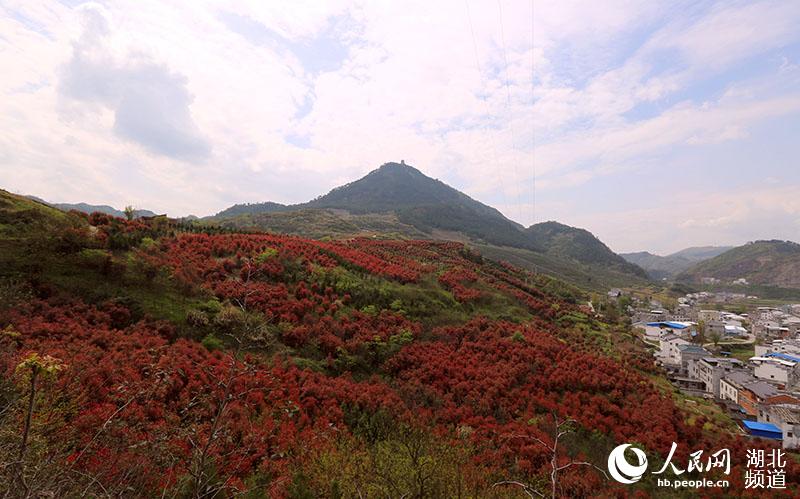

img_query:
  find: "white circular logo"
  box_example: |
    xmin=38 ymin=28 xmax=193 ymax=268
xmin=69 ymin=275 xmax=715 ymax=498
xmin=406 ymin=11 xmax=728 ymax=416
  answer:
xmin=608 ymin=444 xmax=648 ymax=484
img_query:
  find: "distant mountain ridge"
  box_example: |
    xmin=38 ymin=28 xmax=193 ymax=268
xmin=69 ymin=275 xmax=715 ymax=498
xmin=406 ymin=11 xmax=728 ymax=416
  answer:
xmin=676 ymin=240 xmax=800 ymax=289
xmin=303 ymin=162 xmax=509 ymax=217
xmin=26 ymin=196 xmax=157 ymax=219
xmin=621 ymin=246 xmax=732 ymax=279
xmin=208 ymin=161 xmax=650 ymax=287
xmin=620 ymin=251 xmax=690 ymax=280
xmin=670 ymin=246 xmax=733 ymax=262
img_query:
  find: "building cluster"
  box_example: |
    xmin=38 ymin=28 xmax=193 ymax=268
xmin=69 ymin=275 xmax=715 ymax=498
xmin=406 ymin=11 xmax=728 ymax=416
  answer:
xmin=657 ymin=328 xmax=800 ymax=449
xmin=626 ymin=290 xmax=800 ymax=449
xmin=698 ymin=277 xmax=750 ymax=286
xmin=750 ymin=306 xmax=800 ymax=338
xmin=681 ymin=290 xmax=756 ymax=305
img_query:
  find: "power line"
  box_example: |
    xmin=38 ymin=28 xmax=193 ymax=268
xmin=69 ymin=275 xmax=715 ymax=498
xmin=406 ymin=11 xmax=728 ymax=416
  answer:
xmin=464 ymin=0 xmax=512 ymax=221
xmin=530 ymin=0 xmax=536 ymax=226
xmin=496 ymin=0 xmax=524 ymax=224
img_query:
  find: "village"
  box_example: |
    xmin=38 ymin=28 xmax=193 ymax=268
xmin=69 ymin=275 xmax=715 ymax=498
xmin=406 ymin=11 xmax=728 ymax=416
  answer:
xmin=618 ymin=289 xmax=800 ymax=450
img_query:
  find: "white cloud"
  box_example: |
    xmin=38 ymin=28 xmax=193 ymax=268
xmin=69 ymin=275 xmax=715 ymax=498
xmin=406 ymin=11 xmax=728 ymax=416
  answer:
xmin=558 ymin=184 xmax=800 ymax=254
xmin=0 ymin=0 xmax=799 ymax=253
xmin=58 ymin=4 xmax=211 ymax=160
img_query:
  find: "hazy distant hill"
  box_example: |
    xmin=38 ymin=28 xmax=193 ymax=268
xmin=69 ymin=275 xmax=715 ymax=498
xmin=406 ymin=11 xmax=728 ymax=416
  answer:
xmin=670 ymin=246 xmax=732 ymax=262
xmin=620 ymin=252 xmax=689 ymax=280
xmin=27 ymin=196 xmax=156 ymax=219
xmin=208 ymin=162 xmax=649 ymax=289
xmin=676 ymin=240 xmax=800 ymax=288
xmin=622 ymin=246 xmax=732 ymax=280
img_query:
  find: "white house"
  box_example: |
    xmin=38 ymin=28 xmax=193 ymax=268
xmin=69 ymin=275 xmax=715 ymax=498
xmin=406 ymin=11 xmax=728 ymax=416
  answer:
xmin=720 ymin=371 xmax=756 ymax=404
xmin=659 ymin=333 xmax=689 ymax=365
xmin=724 ymin=324 xmax=748 ymax=336
xmin=751 ymin=354 xmax=800 ymax=388
xmin=693 ymin=357 xmax=744 ymax=399
xmin=758 ymin=404 xmax=800 ymax=450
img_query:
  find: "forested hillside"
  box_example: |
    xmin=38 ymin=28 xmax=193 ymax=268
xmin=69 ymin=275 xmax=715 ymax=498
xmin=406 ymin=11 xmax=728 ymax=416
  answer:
xmin=0 ymin=190 xmax=790 ymax=497
xmin=677 ymin=240 xmax=800 ymax=289
xmin=525 ymin=222 xmax=648 ymax=279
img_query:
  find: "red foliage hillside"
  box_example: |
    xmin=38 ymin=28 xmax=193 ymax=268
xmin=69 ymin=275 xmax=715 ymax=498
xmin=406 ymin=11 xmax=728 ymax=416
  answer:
xmin=1 ymin=225 xmax=796 ymax=497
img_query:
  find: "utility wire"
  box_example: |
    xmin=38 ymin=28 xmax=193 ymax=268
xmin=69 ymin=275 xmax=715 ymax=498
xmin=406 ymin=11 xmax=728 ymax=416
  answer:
xmin=496 ymin=0 xmax=525 ymax=224
xmin=530 ymin=0 xmax=536 ymax=226
xmin=464 ymin=0 xmax=512 ymax=221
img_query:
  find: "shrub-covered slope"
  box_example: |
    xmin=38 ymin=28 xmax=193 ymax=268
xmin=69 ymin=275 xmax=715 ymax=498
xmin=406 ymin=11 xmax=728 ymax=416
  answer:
xmin=0 ymin=190 xmax=790 ymax=497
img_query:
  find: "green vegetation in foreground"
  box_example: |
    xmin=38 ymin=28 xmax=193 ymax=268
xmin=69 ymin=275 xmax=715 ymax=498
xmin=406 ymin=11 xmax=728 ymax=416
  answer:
xmin=0 ymin=190 xmax=207 ymax=331
xmin=0 ymin=187 xmax=765 ymax=499
xmin=0 ymin=189 xmax=70 ymax=238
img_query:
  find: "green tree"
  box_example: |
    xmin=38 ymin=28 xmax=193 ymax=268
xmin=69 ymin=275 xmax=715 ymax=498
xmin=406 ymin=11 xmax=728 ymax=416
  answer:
xmin=709 ymin=329 xmax=723 ymax=351
xmin=124 ymin=205 xmax=136 ymax=221
xmin=694 ymin=320 xmax=707 ymax=344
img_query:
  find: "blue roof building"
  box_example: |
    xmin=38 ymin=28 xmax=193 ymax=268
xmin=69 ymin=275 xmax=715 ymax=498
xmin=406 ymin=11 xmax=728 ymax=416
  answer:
xmin=742 ymin=420 xmax=783 ymax=440
xmin=765 ymin=352 xmax=800 ymax=363
xmin=646 ymin=321 xmax=691 ymax=329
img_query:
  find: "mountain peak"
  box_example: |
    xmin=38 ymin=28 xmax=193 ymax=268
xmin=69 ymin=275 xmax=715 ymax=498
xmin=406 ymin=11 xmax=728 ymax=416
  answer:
xmin=299 ymin=161 xmax=535 ymax=248
xmin=378 ymin=160 xmax=412 ymax=169
xmin=528 ymin=220 xmax=579 ymax=233
xmin=307 ymin=161 xmax=475 ymax=213
xmin=208 ymin=161 xmax=650 ymax=285
xmin=369 ymin=161 xmax=428 ymax=179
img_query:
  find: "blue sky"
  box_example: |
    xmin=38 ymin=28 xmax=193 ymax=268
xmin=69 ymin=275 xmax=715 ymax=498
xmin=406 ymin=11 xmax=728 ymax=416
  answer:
xmin=1 ymin=0 xmax=800 ymax=254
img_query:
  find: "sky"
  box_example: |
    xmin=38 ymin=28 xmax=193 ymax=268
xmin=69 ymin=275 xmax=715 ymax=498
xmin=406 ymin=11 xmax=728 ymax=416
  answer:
xmin=1 ymin=0 xmax=800 ymax=254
